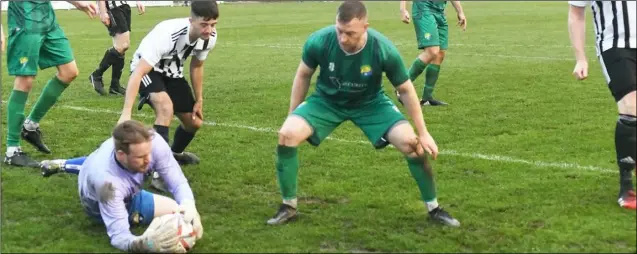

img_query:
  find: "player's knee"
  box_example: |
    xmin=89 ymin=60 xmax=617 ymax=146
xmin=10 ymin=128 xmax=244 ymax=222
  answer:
xmin=437 ymin=50 xmax=446 ymax=62
xmin=425 ymin=47 xmax=440 ymax=57
xmin=277 ymin=128 xmax=303 ymax=147
xmin=186 ymin=117 xmax=203 ymax=131
xmin=115 ymin=41 xmax=130 ymax=53
xmin=13 ymin=76 xmax=35 ymax=92
xmin=57 ymin=65 xmax=79 ymax=83
xmin=152 ymin=98 xmax=174 ymax=119
xmin=618 ymin=91 xmax=636 ymax=116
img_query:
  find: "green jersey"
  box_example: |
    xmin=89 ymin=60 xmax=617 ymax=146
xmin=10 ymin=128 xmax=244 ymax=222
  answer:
xmin=8 ymin=1 xmax=59 ymax=33
xmin=413 ymin=0 xmax=447 ymax=13
xmin=301 ymin=26 xmax=409 ymax=108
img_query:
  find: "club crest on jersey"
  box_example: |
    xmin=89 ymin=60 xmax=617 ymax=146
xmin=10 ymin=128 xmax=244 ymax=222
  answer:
xmin=360 ymin=65 xmax=372 ymax=77
xmin=424 ymin=32 xmax=431 ymax=40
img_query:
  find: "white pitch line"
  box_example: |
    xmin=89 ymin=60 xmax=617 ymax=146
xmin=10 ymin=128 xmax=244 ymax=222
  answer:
xmin=44 ymin=103 xmax=615 ymax=174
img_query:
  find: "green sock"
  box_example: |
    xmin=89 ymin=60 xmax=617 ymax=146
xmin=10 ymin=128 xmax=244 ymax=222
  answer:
xmin=406 ymin=156 xmax=437 ymax=202
xmin=6 ymin=90 xmax=29 ymax=147
xmin=408 ymin=57 xmax=428 ymax=82
xmin=422 ymin=64 xmax=441 ymax=100
xmin=27 ymin=76 xmax=69 ymax=123
xmin=276 ymin=145 xmax=299 ymax=200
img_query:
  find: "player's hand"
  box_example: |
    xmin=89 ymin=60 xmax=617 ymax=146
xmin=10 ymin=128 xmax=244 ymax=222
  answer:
xmin=130 ymin=214 xmax=185 ymax=253
xmin=178 ymin=200 xmax=204 ymax=240
xmin=136 ymin=3 xmax=146 ymax=15
xmin=457 ymin=13 xmax=467 ymax=31
xmin=100 ymin=12 xmax=110 ymax=27
xmin=418 ymin=133 xmax=439 ymax=160
xmin=400 ymin=9 xmax=411 ymax=24
xmin=192 ymin=100 xmax=203 ymax=120
xmin=74 ymin=1 xmax=98 ymax=19
xmin=572 ymin=60 xmax=588 ymax=80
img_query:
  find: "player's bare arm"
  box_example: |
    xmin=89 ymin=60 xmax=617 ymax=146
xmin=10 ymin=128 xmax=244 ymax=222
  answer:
xmin=190 ymin=57 xmax=205 ymax=120
xmin=97 ymin=1 xmax=110 ymax=26
xmin=450 ymin=1 xmax=466 ymax=31
xmin=136 ymin=2 xmax=146 ymax=15
xmin=568 ymin=4 xmax=588 ymax=80
xmin=119 ymin=58 xmax=154 ymax=124
xmin=66 ymin=1 xmax=98 ymax=18
xmin=399 ymin=1 xmax=410 ymax=24
xmin=396 ymin=80 xmax=439 ymax=159
xmin=288 ymin=61 xmax=316 ymax=114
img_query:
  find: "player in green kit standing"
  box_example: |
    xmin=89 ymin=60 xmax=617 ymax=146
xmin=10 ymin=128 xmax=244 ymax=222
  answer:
xmin=3 ymin=1 xmax=97 ymax=167
xmin=267 ymin=1 xmax=460 ymax=227
xmin=396 ymin=0 xmax=466 ymax=106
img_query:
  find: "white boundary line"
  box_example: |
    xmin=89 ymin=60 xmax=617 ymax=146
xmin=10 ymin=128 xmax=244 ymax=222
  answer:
xmin=29 ymin=103 xmax=615 ymax=174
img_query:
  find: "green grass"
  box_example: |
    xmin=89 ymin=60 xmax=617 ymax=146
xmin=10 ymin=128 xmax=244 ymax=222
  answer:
xmin=2 ymin=1 xmax=636 ymax=253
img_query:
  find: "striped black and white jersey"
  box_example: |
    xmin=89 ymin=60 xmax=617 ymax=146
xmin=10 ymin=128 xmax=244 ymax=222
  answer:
xmin=130 ymin=18 xmax=217 ymax=79
xmin=104 ymin=1 xmax=129 ymax=10
xmin=569 ymin=1 xmax=636 ymax=55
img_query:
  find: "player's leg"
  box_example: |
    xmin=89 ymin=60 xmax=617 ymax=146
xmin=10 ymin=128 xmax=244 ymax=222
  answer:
xmin=267 ymin=96 xmax=344 ymax=225
xmin=420 ymin=12 xmax=449 ymax=106
xmin=40 ymin=156 xmax=87 ymax=177
xmin=90 ymin=5 xmax=131 ymax=96
xmin=397 ymin=13 xmax=442 ymax=105
xmin=4 ymin=28 xmax=44 ymax=167
xmin=166 ymin=78 xmax=203 ymax=166
xmin=22 ymin=26 xmax=78 ymax=155
xmin=109 ymin=5 xmax=132 ymax=95
xmin=353 ymin=98 xmax=459 ymax=226
xmin=601 ymin=48 xmax=637 ymax=210
xmin=138 ymin=72 xmax=174 ymax=144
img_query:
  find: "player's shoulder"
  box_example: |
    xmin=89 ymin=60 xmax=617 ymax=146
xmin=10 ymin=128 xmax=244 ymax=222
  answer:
xmin=305 ymin=25 xmax=336 ymax=44
xmin=152 ymin=17 xmax=191 ymax=35
xmin=367 ymin=28 xmax=398 ymax=50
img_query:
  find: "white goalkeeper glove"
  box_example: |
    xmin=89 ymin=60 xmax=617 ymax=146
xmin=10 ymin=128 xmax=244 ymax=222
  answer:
xmin=179 ymin=199 xmax=203 ymax=240
xmin=129 ymin=214 xmax=186 ymax=253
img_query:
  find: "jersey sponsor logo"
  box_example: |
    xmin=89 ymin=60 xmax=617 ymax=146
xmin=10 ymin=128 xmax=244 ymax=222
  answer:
xmin=329 ymin=77 xmax=368 ymax=92
xmin=360 ymin=65 xmax=372 ymax=77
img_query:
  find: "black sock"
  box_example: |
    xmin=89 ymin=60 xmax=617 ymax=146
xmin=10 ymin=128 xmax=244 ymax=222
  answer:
xmin=171 ymin=125 xmax=196 ymax=154
xmin=615 ymin=114 xmax=636 ymax=196
xmin=111 ymin=52 xmax=125 ymax=87
xmin=94 ymin=48 xmax=113 ymax=77
xmin=153 ymin=125 xmax=170 ymax=144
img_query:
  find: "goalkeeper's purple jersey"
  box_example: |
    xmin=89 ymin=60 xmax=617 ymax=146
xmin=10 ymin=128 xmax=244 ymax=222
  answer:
xmin=77 ymin=132 xmax=194 ymax=251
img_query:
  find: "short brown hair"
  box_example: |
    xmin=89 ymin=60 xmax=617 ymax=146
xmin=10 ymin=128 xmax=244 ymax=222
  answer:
xmin=337 ymin=0 xmax=367 ymax=23
xmin=113 ymin=120 xmax=153 ymax=154
xmin=191 ymin=0 xmax=219 ymax=21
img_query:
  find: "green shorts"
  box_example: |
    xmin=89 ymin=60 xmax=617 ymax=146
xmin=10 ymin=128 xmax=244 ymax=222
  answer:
xmin=413 ymin=11 xmax=449 ymax=50
xmin=291 ymin=95 xmax=407 ymax=149
xmin=6 ymin=26 xmax=75 ymax=76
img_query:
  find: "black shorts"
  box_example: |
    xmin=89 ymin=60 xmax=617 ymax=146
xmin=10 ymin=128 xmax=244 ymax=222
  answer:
xmin=599 ymin=48 xmax=636 ymax=102
xmin=105 ymin=4 xmax=131 ymax=37
xmin=139 ymin=70 xmax=195 ymax=113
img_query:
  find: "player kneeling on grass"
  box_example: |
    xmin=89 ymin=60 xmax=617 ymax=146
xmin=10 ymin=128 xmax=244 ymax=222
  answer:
xmin=40 ymin=120 xmax=203 ymax=252
xmin=267 ymin=1 xmax=459 ymax=227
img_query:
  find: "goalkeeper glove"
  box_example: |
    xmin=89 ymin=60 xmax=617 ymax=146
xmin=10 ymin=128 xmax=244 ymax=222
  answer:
xmin=129 ymin=214 xmax=186 ymax=253
xmin=179 ymin=199 xmax=203 ymax=240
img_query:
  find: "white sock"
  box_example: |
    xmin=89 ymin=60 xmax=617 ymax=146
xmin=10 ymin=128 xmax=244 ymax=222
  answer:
xmin=23 ymin=119 xmax=39 ymax=131
xmin=425 ymin=199 xmax=439 ymax=212
xmin=283 ymin=198 xmax=298 ymax=209
xmin=6 ymin=146 xmax=20 ymax=157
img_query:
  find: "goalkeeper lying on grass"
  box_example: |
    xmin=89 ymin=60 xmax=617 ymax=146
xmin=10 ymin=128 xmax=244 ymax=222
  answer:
xmin=40 ymin=120 xmax=203 ymax=253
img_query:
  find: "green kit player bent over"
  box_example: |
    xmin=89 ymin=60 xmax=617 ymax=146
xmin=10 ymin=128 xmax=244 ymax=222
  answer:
xmin=396 ymin=0 xmax=466 ymax=106
xmin=267 ymin=1 xmax=460 ymax=227
xmin=3 ymin=1 xmax=97 ymax=167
